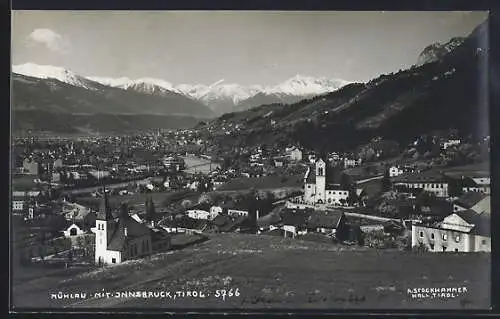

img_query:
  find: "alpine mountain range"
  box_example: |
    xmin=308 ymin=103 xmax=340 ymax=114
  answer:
xmin=12 ymin=63 xmax=350 ymax=116
xmin=11 ymin=31 xmax=482 ymax=137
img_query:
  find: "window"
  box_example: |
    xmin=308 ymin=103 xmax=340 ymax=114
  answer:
xmin=442 ymin=233 xmax=447 ymax=241
xmin=455 ymin=234 xmax=461 ymax=243
xmin=307 ymin=185 xmax=311 ymax=189
xmin=430 ymin=244 xmax=434 ymax=251
xmin=112 ymin=258 xmax=116 ymax=264
xmin=482 ymin=239 xmax=487 ymax=245
xmin=454 ymin=248 xmax=459 ymax=252
xmin=442 ymin=247 xmax=446 ymax=252
xmin=431 ymin=233 xmax=434 ymax=239
xmin=419 ymin=231 xmax=423 ymax=238
xmin=70 ymin=228 xmax=77 ymax=236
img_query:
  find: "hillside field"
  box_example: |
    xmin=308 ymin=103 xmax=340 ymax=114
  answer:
xmin=12 ymin=233 xmax=490 ymax=310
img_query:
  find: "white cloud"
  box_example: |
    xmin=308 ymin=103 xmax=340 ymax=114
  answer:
xmin=27 ymin=28 xmax=70 ymax=54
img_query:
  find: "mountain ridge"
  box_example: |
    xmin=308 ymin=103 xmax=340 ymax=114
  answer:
xmin=201 ymin=20 xmax=488 ymax=155
xmin=13 ymin=63 xmax=350 ymax=114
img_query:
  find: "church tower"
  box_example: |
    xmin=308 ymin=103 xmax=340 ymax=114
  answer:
xmin=94 ymin=184 xmax=114 ymax=265
xmin=315 ymin=158 xmax=326 ymax=204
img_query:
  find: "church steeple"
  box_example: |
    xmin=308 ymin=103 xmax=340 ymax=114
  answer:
xmin=96 ymin=170 xmax=113 ymax=221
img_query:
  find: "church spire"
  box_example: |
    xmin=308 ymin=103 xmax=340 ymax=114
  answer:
xmin=97 ymin=169 xmax=113 ymax=220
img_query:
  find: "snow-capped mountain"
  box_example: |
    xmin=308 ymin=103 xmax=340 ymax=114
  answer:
xmin=265 ymin=75 xmax=350 ymax=96
xmin=11 ymin=63 xmax=350 ymax=114
xmin=178 ymin=82 xmax=264 ymax=104
xmin=88 ymin=74 xmax=350 ymax=114
xmin=416 ymin=37 xmax=466 ymax=66
xmin=87 ymin=76 xmax=180 ymax=96
xmin=12 ymin=63 xmax=97 ymax=89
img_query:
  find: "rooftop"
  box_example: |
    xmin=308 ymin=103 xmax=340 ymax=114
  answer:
xmin=455 ymin=192 xmax=489 ymax=209
xmin=393 ymin=172 xmax=449 ymax=183
xmin=455 ymin=209 xmax=490 ymax=237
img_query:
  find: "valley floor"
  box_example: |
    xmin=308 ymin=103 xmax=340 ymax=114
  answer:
xmin=11 ymin=233 xmax=490 ymax=310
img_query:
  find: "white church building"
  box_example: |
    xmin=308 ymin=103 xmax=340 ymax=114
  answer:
xmin=93 ymin=192 xmax=153 ymax=265
xmin=303 ymin=158 xmax=350 ymax=206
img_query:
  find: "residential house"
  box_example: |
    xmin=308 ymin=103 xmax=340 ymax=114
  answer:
xmin=307 ymin=153 xmax=316 ymax=164
xmin=51 ymin=172 xmax=61 ymax=183
xmin=306 ymin=210 xmax=347 ymax=237
xmin=412 ymin=209 xmax=490 ymax=252
xmin=186 ymin=209 xmax=211 ymax=220
xmin=459 ymin=175 xmax=490 ymax=195
xmin=63 ymin=222 xmax=85 ymax=237
xmin=150 ymin=228 xmax=172 ymax=252
xmin=303 ymin=159 xmax=350 ymax=206
xmin=89 ymin=170 xmax=111 ymax=179
xmin=212 ymin=178 xmax=226 ymax=190
xmin=281 ymin=209 xmax=309 ymax=238
xmin=23 ymin=159 xmax=40 ymax=175
xmin=12 ymin=190 xmax=40 ymax=216
xmin=273 ymin=157 xmax=287 ymax=167
xmin=343 ymin=157 xmax=359 ymax=168
xmin=211 ymin=214 xmax=248 ymax=233
xmin=256 ymin=208 xmax=283 ymax=233
xmin=287 ymin=147 xmax=303 ymax=162
xmin=393 ymin=173 xmax=450 ymax=198
xmin=210 ymin=206 xmax=223 ymax=219
xmin=442 ymin=139 xmax=461 ymax=150
xmin=389 ymin=166 xmax=404 ymax=177
xmin=453 ymin=193 xmax=490 ymax=215
xmin=12 ymin=193 xmax=26 ymax=213
xmin=53 ymin=158 xmax=64 ymax=168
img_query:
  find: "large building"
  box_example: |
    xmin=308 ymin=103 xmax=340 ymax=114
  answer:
xmin=303 ymin=159 xmax=349 ymax=206
xmin=393 ymin=173 xmax=450 ymax=198
xmin=412 ymin=194 xmax=490 ymax=252
xmin=411 ymin=209 xmax=490 ymax=252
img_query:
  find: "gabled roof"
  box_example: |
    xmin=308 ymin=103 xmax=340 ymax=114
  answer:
xmin=460 ymin=177 xmax=480 ymax=187
xmin=419 ymin=199 xmax=453 ymax=217
xmin=393 ymin=172 xmax=449 ymax=183
xmin=455 ymin=192 xmax=488 ymax=209
xmin=307 ymin=210 xmax=344 ymax=229
xmin=281 ymin=209 xmax=309 ymax=227
xmin=455 ymin=209 xmax=490 ymax=237
xmin=257 ymin=212 xmax=282 ymax=227
xmin=107 ymin=216 xmax=151 ymax=251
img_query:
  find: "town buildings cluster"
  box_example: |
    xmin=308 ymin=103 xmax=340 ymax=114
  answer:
xmin=11 ymin=129 xmax=491 ymax=268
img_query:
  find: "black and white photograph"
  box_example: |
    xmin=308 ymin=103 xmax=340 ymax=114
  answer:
xmin=10 ymin=10 xmax=491 ymax=311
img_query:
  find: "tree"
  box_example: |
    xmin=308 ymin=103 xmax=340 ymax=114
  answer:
xmin=222 ymin=157 xmax=232 ymax=171
xmin=146 ymin=197 xmax=156 ymax=221
xmin=340 ymin=173 xmax=352 ymax=190
xmin=381 ymin=169 xmax=392 ymax=192
xmin=448 ymin=178 xmax=464 ymax=197
xmin=120 ymin=203 xmax=129 ymax=218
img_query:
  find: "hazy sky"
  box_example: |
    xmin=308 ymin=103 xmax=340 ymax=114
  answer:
xmin=11 ymin=11 xmax=488 ymax=85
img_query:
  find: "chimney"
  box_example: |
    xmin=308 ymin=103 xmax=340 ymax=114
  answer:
xmin=124 ymin=227 xmax=128 ymax=237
